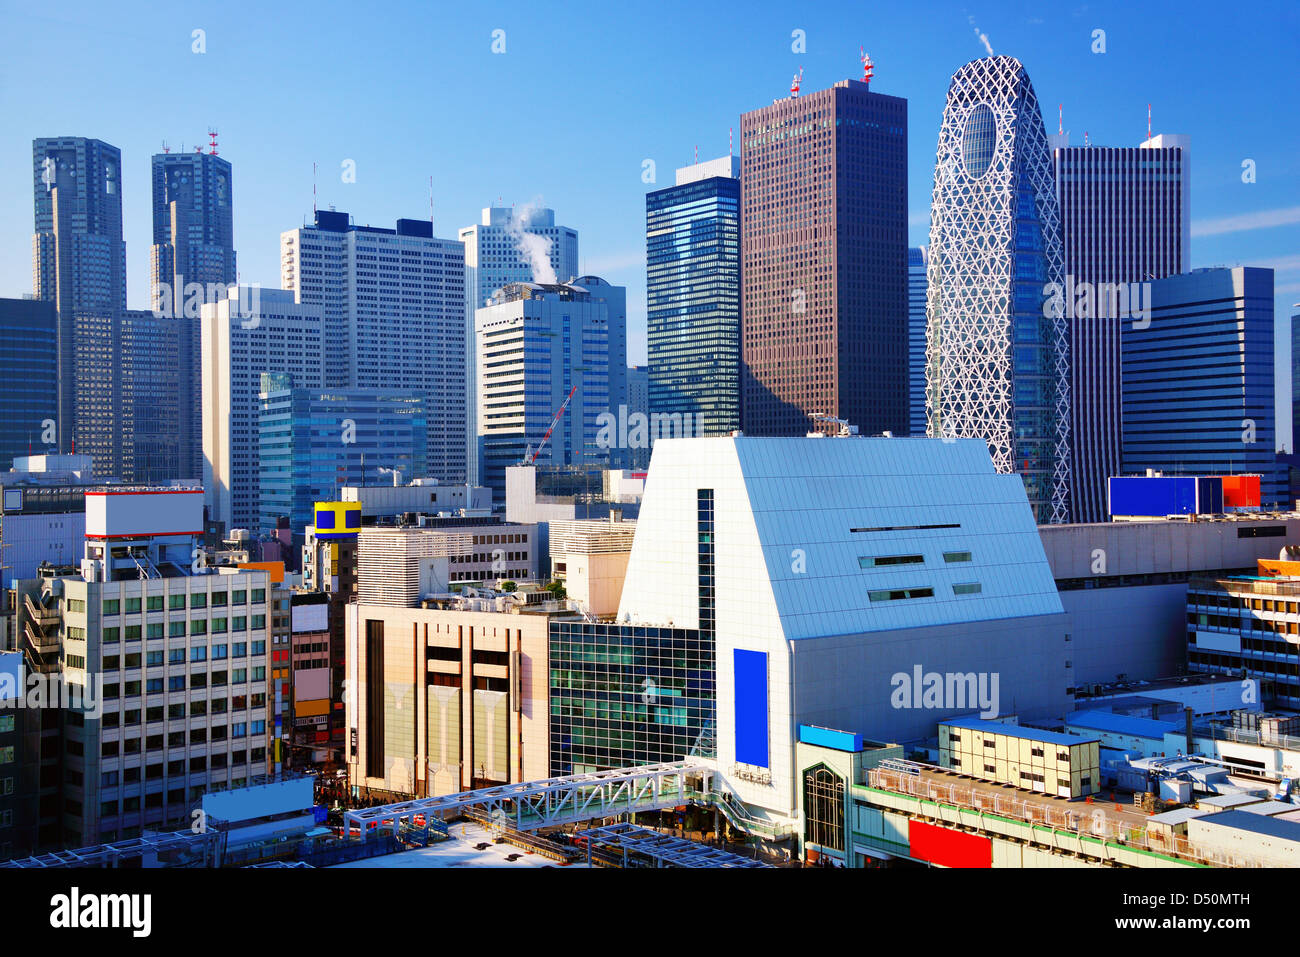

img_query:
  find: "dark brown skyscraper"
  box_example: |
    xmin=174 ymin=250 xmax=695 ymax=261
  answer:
xmin=740 ymin=77 xmax=908 ymax=436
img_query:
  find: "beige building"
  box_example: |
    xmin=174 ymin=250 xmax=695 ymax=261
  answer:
xmin=344 ymin=600 xmax=568 ymax=797
xmin=939 ymin=717 xmax=1100 ymax=799
xmin=548 ymin=517 xmax=636 ymax=618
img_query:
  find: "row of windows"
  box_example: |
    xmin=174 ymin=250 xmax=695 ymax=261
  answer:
xmin=100 ymin=589 xmax=265 ymax=614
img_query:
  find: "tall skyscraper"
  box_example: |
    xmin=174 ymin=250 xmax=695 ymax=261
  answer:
xmin=202 ymin=289 xmax=325 ymax=531
xmin=1122 ymin=267 xmax=1283 ymax=506
xmin=151 ymin=149 xmax=236 ymax=481
xmin=1052 ymin=133 xmax=1190 ymax=522
xmin=646 ymin=156 xmax=741 ymax=437
xmin=31 ymin=137 xmax=126 ymax=452
xmin=459 ymin=206 xmax=579 ymax=484
xmin=926 ymin=56 xmax=1070 ymax=524
xmin=281 ymin=211 xmax=466 ymax=481
xmin=474 ymin=280 xmax=622 ymax=496
xmin=0 ymin=298 xmax=58 ymax=471
xmin=739 ymin=73 xmax=908 ymax=437
xmin=908 ymin=247 xmax=929 ymax=436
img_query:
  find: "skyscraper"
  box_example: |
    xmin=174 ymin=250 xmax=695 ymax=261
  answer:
xmin=1052 ymin=133 xmax=1190 ymax=522
xmin=739 ymin=73 xmax=908 ymax=437
xmin=459 ymin=206 xmax=579 ymax=484
xmin=646 ymin=156 xmax=741 ymax=438
xmin=281 ymin=211 xmax=467 ymax=481
xmin=926 ymin=55 xmax=1070 ymax=524
xmin=474 ymin=280 xmax=621 ymax=496
xmin=1122 ymin=267 xmax=1283 ymax=506
xmin=908 ymin=247 xmax=929 ymax=436
xmin=31 ymin=137 xmax=126 ymax=452
xmin=151 ymin=149 xmax=236 ymax=481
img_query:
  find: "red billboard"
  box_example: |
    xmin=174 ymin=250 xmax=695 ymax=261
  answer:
xmin=1221 ymin=474 xmax=1261 ymax=508
xmin=908 ymin=819 xmax=992 ymax=868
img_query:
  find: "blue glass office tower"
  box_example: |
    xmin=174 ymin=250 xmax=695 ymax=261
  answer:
xmin=151 ymin=150 xmax=236 ymax=481
xmin=926 ymin=56 xmax=1070 ymax=524
xmin=1122 ymin=267 xmax=1283 ymax=505
xmin=908 ymin=247 xmax=928 ymax=436
xmin=646 ymin=156 xmax=741 ymax=436
xmin=0 ymin=298 xmax=58 ymax=471
xmin=258 ymin=378 xmax=428 ymax=532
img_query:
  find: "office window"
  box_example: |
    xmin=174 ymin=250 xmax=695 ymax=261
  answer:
xmin=943 ymin=551 xmax=973 ymax=563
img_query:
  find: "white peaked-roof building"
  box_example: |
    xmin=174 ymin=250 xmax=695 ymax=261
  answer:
xmin=616 ymin=435 xmax=1072 ymax=829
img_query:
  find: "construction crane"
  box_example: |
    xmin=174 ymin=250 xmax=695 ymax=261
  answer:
xmin=526 ymin=384 xmax=579 ymax=465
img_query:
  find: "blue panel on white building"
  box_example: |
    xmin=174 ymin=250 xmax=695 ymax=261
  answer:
xmin=734 ymin=649 xmax=769 ymax=768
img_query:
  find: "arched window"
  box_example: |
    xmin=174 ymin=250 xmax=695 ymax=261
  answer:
xmin=804 ymin=764 xmax=845 ymax=852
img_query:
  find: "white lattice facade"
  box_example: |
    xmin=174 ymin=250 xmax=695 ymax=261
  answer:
xmin=925 ymin=56 xmax=1070 ymax=524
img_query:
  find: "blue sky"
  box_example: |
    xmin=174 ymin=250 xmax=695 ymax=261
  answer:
xmin=1 ymin=0 xmax=1297 ymax=441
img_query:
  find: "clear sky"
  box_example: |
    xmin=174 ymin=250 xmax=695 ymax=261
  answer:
xmin=1 ymin=0 xmax=1296 ymax=443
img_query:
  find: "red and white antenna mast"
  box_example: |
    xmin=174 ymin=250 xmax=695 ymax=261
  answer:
xmin=790 ymin=66 xmax=803 ymax=98
xmin=312 ymin=161 xmax=317 ymax=216
xmin=162 ymin=140 xmax=170 ymax=154
xmin=729 ymin=126 xmax=733 ymax=155
xmin=208 ymin=129 xmax=218 ymax=155
xmin=860 ymin=47 xmax=874 ymax=86
xmin=1058 ymin=104 xmax=1063 ymax=136
xmin=1146 ymin=103 xmax=1152 ymax=141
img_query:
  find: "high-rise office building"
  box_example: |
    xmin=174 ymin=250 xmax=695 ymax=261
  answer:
xmin=74 ymin=309 xmax=183 ymax=483
xmin=31 ymin=137 xmax=127 ymax=452
xmin=459 ymin=206 xmax=579 ymax=485
xmin=646 ymin=156 xmax=742 ymax=437
xmin=907 ymin=247 xmax=928 ymax=436
xmin=151 ymin=150 xmax=236 ymax=481
xmin=475 ymin=281 xmax=622 ymax=496
xmin=281 ymin=211 xmax=466 ymax=480
xmin=201 ymin=288 xmax=325 ymax=531
xmin=258 ymin=378 xmax=428 ymax=532
xmin=0 ymin=298 xmax=58 ymax=471
xmin=739 ymin=75 xmax=908 ymax=437
xmin=1122 ymin=267 xmax=1283 ymax=506
xmin=1052 ymin=133 xmax=1190 ymax=522
xmin=926 ymin=55 xmax=1070 ymax=524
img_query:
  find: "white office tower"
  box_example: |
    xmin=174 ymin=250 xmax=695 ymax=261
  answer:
xmin=616 ymin=435 xmax=1070 ymax=832
xmin=280 ymin=211 xmax=467 ymax=481
xmin=459 ymin=206 xmax=579 ymax=484
xmin=201 ymin=288 xmax=324 ymax=530
xmin=475 ymin=280 xmax=625 ymax=496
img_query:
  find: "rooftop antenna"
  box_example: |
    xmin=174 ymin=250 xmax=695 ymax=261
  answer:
xmin=312 ymin=161 xmax=317 ymax=216
xmin=162 ymin=140 xmax=170 ymax=154
xmin=1147 ymin=103 xmax=1152 ymax=141
xmin=790 ymin=66 xmax=803 ymax=98
xmin=429 ymin=176 xmax=434 ymax=230
xmin=208 ymin=129 xmax=218 ymax=155
xmin=729 ymin=126 xmax=733 ymax=156
xmin=860 ymin=47 xmax=874 ymax=87
xmin=1085 ymin=130 xmax=1090 ymax=147
xmin=694 ymin=144 xmax=698 ymax=164
xmin=1058 ymin=104 xmax=1063 ymax=136
xmin=194 ymin=143 xmax=202 ymax=154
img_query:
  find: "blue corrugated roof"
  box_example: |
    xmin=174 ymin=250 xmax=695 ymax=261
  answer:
xmin=1065 ymin=709 xmax=1180 ymax=739
xmin=941 ymin=716 xmax=1096 ymax=747
xmin=1191 ymin=810 xmax=1300 ymax=843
